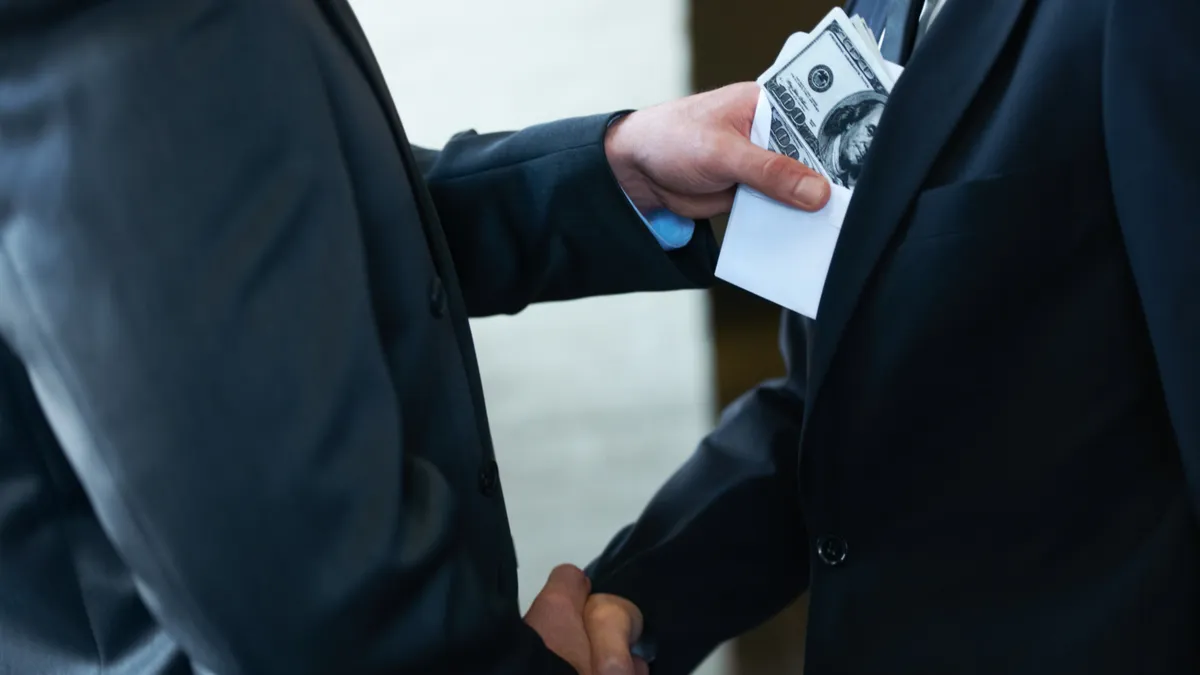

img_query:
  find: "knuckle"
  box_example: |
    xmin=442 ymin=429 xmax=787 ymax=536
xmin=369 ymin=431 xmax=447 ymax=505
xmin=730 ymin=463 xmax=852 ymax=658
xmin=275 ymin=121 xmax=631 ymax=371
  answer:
xmin=550 ymin=563 xmax=583 ymax=578
xmin=547 ymin=563 xmax=588 ymax=591
xmin=760 ymin=152 xmax=793 ymax=179
xmin=587 ymin=598 xmax=632 ymax=626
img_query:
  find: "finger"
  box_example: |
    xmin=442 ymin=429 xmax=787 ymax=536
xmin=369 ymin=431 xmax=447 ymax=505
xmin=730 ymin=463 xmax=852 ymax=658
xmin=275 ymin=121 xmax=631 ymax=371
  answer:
xmin=586 ymin=596 xmax=644 ymax=675
xmin=724 ymin=139 xmax=830 ymax=211
xmin=587 ymin=610 xmax=634 ymax=675
xmin=665 ymin=187 xmax=736 ymax=220
xmin=634 ymin=657 xmax=650 ymax=675
xmin=532 ymin=564 xmax=591 ymax=616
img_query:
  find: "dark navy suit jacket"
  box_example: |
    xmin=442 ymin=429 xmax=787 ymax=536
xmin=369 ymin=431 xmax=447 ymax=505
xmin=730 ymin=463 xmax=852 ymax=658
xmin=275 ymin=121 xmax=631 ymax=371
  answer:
xmin=0 ymin=1 xmax=715 ymax=673
xmin=590 ymin=0 xmax=1200 ymax=672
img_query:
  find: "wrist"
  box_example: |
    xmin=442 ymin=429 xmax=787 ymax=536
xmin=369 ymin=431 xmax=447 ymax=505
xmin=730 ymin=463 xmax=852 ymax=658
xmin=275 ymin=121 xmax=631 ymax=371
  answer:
xmin=605 ymin=113 xmax=662 ymax=213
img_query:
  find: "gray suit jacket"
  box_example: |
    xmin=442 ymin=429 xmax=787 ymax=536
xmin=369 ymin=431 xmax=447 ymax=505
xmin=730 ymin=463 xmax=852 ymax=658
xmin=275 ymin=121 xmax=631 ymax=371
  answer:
xmin=0 ymin=1 xmax=716 ymax=673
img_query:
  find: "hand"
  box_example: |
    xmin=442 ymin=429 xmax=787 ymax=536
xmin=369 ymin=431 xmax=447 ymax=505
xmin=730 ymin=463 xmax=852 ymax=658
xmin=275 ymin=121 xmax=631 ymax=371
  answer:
xmin=605 ymin=82 xmax=830 ymax=219
xmin=584 ymin=593 xmax=649 ymax=675
xmin=525 ymin=565 xmax=593 ymax=673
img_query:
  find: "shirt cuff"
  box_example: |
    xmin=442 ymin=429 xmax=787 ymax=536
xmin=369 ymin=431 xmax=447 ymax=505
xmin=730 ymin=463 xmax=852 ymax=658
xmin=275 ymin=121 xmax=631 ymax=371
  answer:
xmin=620 ymin=189 xmax=696 ymax=251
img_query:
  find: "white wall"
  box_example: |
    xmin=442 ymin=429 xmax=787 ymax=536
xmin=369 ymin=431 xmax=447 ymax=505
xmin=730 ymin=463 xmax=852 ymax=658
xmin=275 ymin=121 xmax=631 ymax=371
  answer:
xmin=349 ymin=1 xmax=726 ymax=673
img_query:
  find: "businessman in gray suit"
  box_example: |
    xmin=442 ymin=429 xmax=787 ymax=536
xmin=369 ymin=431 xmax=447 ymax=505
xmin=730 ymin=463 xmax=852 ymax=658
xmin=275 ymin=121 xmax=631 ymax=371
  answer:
xmin=0 ymin=1 xmax=829 ymax=674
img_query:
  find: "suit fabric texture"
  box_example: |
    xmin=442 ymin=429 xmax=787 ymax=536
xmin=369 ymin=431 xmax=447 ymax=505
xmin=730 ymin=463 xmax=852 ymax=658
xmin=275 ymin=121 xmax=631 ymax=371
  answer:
xmin=0 ymin=1 xmax=716 ymax=673
xmin=589 ymin=0 xmax=1200 ymax=673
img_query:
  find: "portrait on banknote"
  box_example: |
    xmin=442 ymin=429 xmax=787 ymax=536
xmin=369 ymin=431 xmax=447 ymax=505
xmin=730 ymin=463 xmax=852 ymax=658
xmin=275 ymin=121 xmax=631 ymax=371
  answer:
xmin=759 ymin=14 xmax=892 ymax=189
xmin=816 ymin=91 xmax=885 ymax=188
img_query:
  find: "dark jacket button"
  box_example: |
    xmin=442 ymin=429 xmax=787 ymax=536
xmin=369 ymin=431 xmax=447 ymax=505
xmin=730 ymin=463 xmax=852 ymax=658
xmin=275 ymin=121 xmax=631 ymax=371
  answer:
xmin=478 ymin=460 xmax=499 ymax=496
xmin=816 ymin=536 xmax=848 ymax=566
xmin=429 ymin=276 xmax=447 ymax=317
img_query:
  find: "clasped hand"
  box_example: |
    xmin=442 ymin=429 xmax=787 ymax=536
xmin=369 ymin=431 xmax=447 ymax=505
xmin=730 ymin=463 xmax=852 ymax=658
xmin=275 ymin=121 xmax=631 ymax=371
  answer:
xmin=524 ymin=565 xmax=647 ymax=675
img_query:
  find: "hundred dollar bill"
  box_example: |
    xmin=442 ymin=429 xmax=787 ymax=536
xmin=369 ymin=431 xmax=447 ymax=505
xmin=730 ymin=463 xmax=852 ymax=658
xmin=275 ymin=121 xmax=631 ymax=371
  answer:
xmin=760 ymin=8 xmax=894 ymax=189
xmin=766 ymin=106 xmax=822 ymax=171
xmin=851 ymin=15 xmax=877 ymax=50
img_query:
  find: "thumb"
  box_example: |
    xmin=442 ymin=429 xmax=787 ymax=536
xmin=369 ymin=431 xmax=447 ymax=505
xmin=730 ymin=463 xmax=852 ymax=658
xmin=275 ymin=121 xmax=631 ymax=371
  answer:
xmin=586 ymin=594 xmax=644 ymax=675
xmin=726 ymin=138 xmax=830 ymax=211
xmin=528 ymin=564 xmax=591 ymax=618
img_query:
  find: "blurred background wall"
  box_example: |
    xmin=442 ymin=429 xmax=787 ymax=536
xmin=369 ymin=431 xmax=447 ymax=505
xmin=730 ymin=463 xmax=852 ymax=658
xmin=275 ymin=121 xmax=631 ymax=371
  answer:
xmin=350 ymin=0 xmax=836 ymax=672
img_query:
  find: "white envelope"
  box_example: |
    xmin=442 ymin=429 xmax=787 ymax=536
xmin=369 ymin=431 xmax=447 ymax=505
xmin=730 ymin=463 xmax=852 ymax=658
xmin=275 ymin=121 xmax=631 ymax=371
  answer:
xmin=716 ymin=33 xmax=903 ymax=320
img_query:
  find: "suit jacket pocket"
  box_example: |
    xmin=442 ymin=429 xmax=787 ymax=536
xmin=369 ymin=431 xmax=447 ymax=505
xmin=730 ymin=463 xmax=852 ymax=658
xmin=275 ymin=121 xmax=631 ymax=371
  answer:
xmin=899 ymin=163 xmax=1106 ymax=248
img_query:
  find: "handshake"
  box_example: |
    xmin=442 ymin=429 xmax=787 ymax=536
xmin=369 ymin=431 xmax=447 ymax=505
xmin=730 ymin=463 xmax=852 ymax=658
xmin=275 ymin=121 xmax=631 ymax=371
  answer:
xmin=524 ymin=565 xmax=647 ymax=675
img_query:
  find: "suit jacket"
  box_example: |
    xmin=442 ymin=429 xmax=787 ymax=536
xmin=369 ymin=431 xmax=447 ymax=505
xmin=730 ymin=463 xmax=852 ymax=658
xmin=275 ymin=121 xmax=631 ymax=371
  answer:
xmin=0 ymin=1 xmax=715 ymax=673
xmin=589 ymin=0 xmax=1200 ymax=673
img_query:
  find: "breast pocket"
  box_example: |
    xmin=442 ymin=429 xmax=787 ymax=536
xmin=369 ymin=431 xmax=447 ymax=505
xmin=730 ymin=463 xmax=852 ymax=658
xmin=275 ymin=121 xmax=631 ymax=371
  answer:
xmin=872 ymin=164 xmax=1118 ymax=323
xmin=898 ymin=163 xmax=1107 ymax=252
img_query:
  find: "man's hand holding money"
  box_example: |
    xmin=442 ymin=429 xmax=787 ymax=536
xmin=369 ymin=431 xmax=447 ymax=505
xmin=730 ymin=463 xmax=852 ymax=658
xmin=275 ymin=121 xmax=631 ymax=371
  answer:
xmin=605 ymin=82 xmax=831 ymax=220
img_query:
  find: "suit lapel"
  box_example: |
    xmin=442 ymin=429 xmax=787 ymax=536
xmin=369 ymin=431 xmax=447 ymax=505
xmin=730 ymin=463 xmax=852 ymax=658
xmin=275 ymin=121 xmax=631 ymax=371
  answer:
xmin=806 ymin=0 xmax=1030 ymax=408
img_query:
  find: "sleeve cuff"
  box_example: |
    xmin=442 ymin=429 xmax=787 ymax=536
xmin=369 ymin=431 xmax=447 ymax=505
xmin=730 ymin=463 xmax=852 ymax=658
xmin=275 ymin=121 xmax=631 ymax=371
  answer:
xmin=620 ymin=189 xmax=697 ymax=251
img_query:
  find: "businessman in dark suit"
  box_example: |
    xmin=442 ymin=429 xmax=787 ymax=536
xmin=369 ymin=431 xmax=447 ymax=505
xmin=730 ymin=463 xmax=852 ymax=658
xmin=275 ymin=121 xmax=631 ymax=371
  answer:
xmin=584 ymin=0 xmax=1200 ymax=673
xmin=0 ymin=1 xmax=831 ymax=674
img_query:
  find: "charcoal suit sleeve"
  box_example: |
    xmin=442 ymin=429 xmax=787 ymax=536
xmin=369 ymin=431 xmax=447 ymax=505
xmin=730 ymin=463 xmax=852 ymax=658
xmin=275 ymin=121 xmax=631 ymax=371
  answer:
xmin=0 ymin=5 xmax=569 ymax=675
xmin=408 ymin=118 xmax=718 ymax=317
xmin=1103 ymin=1 xmax=1200 ymax=520
xmin=586 ymin=312 xmax=812 ymax=675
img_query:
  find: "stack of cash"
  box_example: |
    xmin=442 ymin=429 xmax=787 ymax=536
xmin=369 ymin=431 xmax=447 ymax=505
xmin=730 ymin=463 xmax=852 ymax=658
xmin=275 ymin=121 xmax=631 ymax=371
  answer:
xmin=753 ymin=7 xmax=897 ymax=191
xmin=715 ymin=8 xmax=904 ymax=320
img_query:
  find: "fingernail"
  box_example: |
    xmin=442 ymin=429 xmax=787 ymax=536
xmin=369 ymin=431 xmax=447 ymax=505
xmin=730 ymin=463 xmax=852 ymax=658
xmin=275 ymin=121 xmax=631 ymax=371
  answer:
xmin=794 ymin=176 xmax=828 ymax=208
xmin=600 ymin=658 xmax=629 ymax=675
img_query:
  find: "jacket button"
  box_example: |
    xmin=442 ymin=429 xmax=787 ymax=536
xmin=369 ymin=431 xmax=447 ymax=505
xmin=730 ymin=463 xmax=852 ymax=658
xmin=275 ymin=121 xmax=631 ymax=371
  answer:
xmin=429 ymin=276 xmax=447 ymax=317
xmin=478 ymin=460 xmax=500 ymax=497
xmin=816 ymin=536 xmax=848 ymax=566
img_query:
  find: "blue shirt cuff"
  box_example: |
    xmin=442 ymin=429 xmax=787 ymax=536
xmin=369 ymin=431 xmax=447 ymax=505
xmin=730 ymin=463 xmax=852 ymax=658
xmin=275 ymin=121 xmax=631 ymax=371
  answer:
xmin=620 ymin=189 xmax=696 ymax=251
